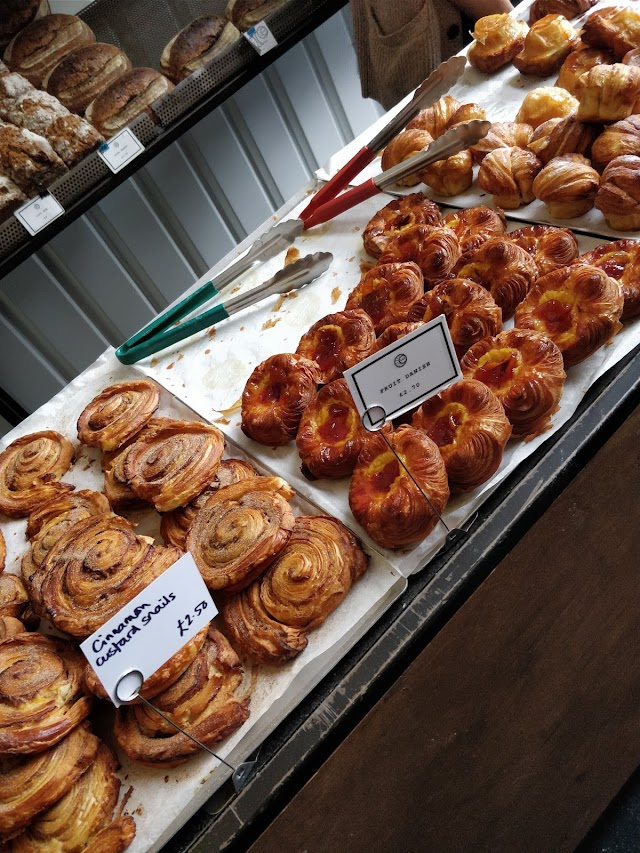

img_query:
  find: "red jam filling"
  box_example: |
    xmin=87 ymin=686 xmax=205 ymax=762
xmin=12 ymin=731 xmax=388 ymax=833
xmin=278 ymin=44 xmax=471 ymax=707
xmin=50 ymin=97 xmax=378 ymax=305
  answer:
xmin=313 ymin=329 xmax=341 ymax=373
xmin=259 ymin=382 xmax=282 ymax=404
xmin=475 ymin=351 xmax=517 ymax=388
xmin=598 ymin=254 xmax=627 ymax=281
xmin=318 ymin=403 xmax=351 ymax=443
xmin=360 ymin=288 xmax=387 ymax=322
xmin=428 ymin=411 xmax=463 ymax=447
xmin=534 ymin=299 xmax=573 ymax=336
xmin=370 ymin=458 xmax=400 ymax=493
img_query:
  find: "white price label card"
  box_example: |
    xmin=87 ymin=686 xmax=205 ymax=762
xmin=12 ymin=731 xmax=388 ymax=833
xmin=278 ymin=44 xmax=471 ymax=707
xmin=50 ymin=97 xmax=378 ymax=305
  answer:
xmin=98 ymin=127 xmax=144 ymax=174
xmin=80 ymin=552 xmax=216 ymax=706
xmin=14 ymin=193 xmax=64 ymax=235
xmin=344 ymin=316 xmax=462 ymax=429
xmin=243 ymin=20 xmax=278 ymax=55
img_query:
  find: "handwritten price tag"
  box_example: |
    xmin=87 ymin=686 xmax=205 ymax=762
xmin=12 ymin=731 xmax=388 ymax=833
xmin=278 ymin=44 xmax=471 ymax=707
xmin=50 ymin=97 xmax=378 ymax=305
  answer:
xmin=80 ymin=552 xmax=216 ymax=706
xmin=14 ymin=193 xmax=64 ymax=236
xmin=98 ymin=127 xmax=144 ymax=174
xmin=344 ymin=316 xmax=462 ymax=429
xmin=243 ymin=20 xmax=278 ymax=55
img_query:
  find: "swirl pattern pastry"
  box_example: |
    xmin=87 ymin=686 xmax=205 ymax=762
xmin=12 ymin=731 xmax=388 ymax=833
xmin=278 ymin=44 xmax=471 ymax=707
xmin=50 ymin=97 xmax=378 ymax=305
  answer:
xmin=379 ymin=225 xmax=461 ymax=284
xmin=575 ymin=63 xmax=640 ymax=122
xmin=515 ymin=264 xmax=624 ymax=367
xmin=595 ymin=155 xmax=640 ymax=231
xmin=532 ymin=153 xmax=600 ymax=218
xmin=592 ymin=115 xmax=640 ymax=168
xmin=460 ymin=328 xmax=566 ymax=436
xmin=345 ymin=262 xmax=424 ymax=334
xmin=575 ymin=240 xmax=640 ymax=321
xmin=442 ymin=206 xmax=506 ymax=265
xmin=381 ymin=128 xmax=433 ymax=187
xmin=373 ymin=322 xmax=424 ymax=353
xmin=0 ymin=632 xmax=92 ymax=754
xmin=530 ymin=0 xmax=595 ymax=23
xmin=509 ymin=224 xmax=579 ymax=276
xmin=0 ymin=529 xmax=4 ymax=573
xmin=468 ymin=14 xmax=529 ymax=73
xmin=477 ymin=146 xmax=543 ymax=209
xmin=556 ymin=45 xmax=612 ymax=94
xmin=0 ymin=431 xmax=74 ymax=518
xmin=513 ymin=14 xmax=579 ymax=76
xmin=76 ymin=380 xmax=160 ymax=451
xmin=102 ymin=417 xmax=173 ymax=511
xmin=124 ymin=420 xmax=225 ymax=512
xmin=412 ymin=379 xmax=512 ymax=492
xmin=0 ymin=573 xmax=29 ymax=622
xmin=581 ymin=6 xmax=640 ymax=60
xmin=515 ymin=86 xmax=579 ymax=128
xmin=456 ymin=238 xmax=538 ymax=321
xmin=408 ymin=278 xmax=502 ymax=357
xmin=241 ymin=353 xmax=320 ymax=445
xmin=161 ymin=458 xmax=259 ymax=549
xmin=0 ymin=723 xmax=99 ymax=841
xmin=0 ymin=616 xmax=24 ymax=642
xmin=187 ymin=476 xmax=295 ymax=592
xmin=406 ymin=95 xmax=461 ymax=138
xmin=296 ymin=310 xmax=376 ymax=384
xmin=527 ymin=115 xmax=598 ymax=164
xmin=419 ymin=148 xmax=474 ymax=198
xmin=114 ymin=626 xmax=250 ymax=767
xmin=469 ymin=122 xmax=534 ymax=164
xmin=362 ymin=193 xmax=442 ymax=259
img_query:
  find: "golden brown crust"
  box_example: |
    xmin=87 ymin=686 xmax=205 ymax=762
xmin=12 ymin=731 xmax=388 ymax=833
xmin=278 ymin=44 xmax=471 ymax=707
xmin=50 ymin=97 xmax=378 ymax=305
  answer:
xmin=581 ymin=6 xmax=640 ymax=60
xmin=0 ymin=431 xmax=74 ymax=519
xmin=76 ymin=380 xmax=160 ymax=451
xmin=515 ymin=264 xmax=624 ymax=366
xmin=379 ymin=225 xmax=461 ymax=284
xmin=381 ymin=128 xmax=433 ymax=187
xmin=592 ymin=115 xmax=640 ymax=167
xmin=442 ymin=206 xmax=506 ymax=265
xmin=0 ymin=616 xmax=26 ymax=642
xmin=576 ymin=63 xmax=640 ymax=122
xmin=296 ymin=310 xmax=376 ymax=385
xmin=529 ymin=0 xmax=595 ymax=23
xmin=0 ymin=529 xmax=4 ymax=573
xmin=419 ymin=148 xmax=474 ymax=198
xmin=85 ymin=67 xmax=173 ymax=137
xmin=114 ymin=626 xmax=250 ymax=767
xmin=362 ymin=193 xmax=441 ymax=259
xmin=477 ymin=146 xmax=543 ymax=209
xmin=595 ymin=154 xmax=640 ymax=231
xmin=406 ymin=95 xmax=461 ymax=138
xmin=532 ymin=153 xmax=600 ymax=218
xmin=623 ymin=47 xmax=640 ymax=67
xmin=515 ymin=86 xmax=579 ymax=128
xmin=513 ymin=14 xmax=580 ymax=76
xmin=468 ymin=14 xmax=529 ymax=73
xmin=412 ymin=379 xmax=511 ymax=492
xmin=407 ymin=278 xmax=502 ymax=358
xmin=187 ymin=476 xmax=295 ymax=592
xmin=43 ymin=43 xmax=132 ymax=114
xmin=161 ymin=16 xmax=240 ymax=81
xmin=460 ymin=328 xmax=566 ymax=436
xmin=226 ymin=0 xmax=289 ymax=31
xmin=345 ymin=262 xmax=424 ymax=334
xmin=372 ymin=321 xmax=424 ymax=352
xmin=509 ymin=224 xmax=579 ymax=276
xmin=0 ymin=0 xmax=49 ymax=49
xmin=575 ymin=239 xmax=640 ymax=320
xmin=469 ymin=122 xmax=534 ymax=164
xmin=0 ymin=573 xmax=28 ymax=622
xmin=527 ymin=114 xmax=598 ymax=164
xmin=556 ymin=45 xmax=612 ymax=94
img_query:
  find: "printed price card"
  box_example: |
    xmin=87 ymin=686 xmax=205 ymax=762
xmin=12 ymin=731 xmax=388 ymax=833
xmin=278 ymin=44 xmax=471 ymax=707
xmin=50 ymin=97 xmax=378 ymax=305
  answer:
xmin=14 ymin=193 xmax=64 ymax=235
xmin=80 ymin=552 xmax=216 ymax=706
xmin=344 ymin=315 xmax=462 ymax=429
xmin=243 ymin=20 xmax=278 ymax=55
xmin=98 ymin=127 xmax=144 ymax=174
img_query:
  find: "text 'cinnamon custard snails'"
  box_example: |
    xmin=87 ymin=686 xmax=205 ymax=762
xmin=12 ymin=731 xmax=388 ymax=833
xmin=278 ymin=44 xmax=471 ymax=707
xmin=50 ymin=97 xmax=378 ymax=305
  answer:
xmin=296 ymin=310 xmax=376 ymax=384
xmin=379 ymin=225 xmax=461 ymax=285
xmin=345 ymin=261 xmax=424 ymax=334
xmin=575 ymin=240 xmax=640 ymax=320
xmin=76 ymin=379 xmax=160 ymax=451
xmin=0 ymin=431 xmax=74 ymax=518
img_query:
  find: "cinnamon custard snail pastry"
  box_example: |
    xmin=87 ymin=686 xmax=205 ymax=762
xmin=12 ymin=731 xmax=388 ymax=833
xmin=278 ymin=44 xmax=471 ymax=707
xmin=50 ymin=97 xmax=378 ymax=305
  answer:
xmin=509 ymin=224 xmax=579 ymax=276
xmin=381 ymin=128 xmax=433 ymax=187
xmin=76 ymin=380 xmax=160 ymax=451
xmin=0 ymin=573 xmax=29 ymax=622
xmin=467 ymin=14 xmax=529 ymax=73
xmin=592 ymin=116 xmax=640 ymax=168
xmin=441 ymin=206 xmax=506 ymax=264
xmin=532 ymin=153 xmax=600 ymax=218
xmin=575 ymin=240 xmax=640 ymax=320
xmin=595 ymin=155 xmax=640 ymax=231
xmin=581 ymin=5 xmax=640 ymax=60
xmin=529 ymin=0 xmax=595 ymax=23
xmin=0 ymin=431 xmax=74 ymax=518
xmin=372 ymin=322 xmax=424 ymax=352
xmin=0 ymin=615 xmax=25 ymax=642
xmin=527 ymin=115 xmax=598 ymax=164
xmin=296 ymin=310 xmax=376 ymax=384
xmin=114 ymin=626 xmax=250 ymax=767
xmin=362 ymin=193 xmax=442 ymax=259
xmin=187 ymin=476 xmax=295 ymax=592
xmin=514 ymin=86 xmax=579 ymax=128
xmin=345 ymin=262 xmax=424 ymax=334
xmin=161 ymin=458 xmax=259 ymax=549
xmin=0 ymin=631 xmax=92 ymax=753
xmin=379 ymin=225 xmax=461 ymax=284
xmin=124 ymin=420 xmax=225 ymax=512
xmin=412 ymin=379 xmax=511 ymax=492
xmin=556 ymin=45 xmax=612 ymax=94
xmin=477 ymin=146 xmax=543 ymax=209
xmin=0 ymin=529 xmax=4 ymax=573
xmin=419 ymin=148 xmax=474 ymax=198
xmin=515 ymin=264 xmax=624 ymax=366
xmin=513 ymin=14 xmax=580 ymax=76
xmin=349 ymin=425 xmax=449 ymax=550
xmin=408 ymin=278 xmax=503 ymax=358
xmin=469 ymin=122 xmax=534 ymax=164
xmin=456 ymin=237 xmax=538 ymax=321
xmin=575 ymin=63 xmax=640 ymax=122
xmin=460 ymin=328 xmax=566 ymax=436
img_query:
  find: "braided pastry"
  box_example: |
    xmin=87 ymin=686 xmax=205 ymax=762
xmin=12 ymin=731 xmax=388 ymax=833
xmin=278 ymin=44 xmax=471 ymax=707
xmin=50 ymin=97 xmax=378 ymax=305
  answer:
xmin=469 ymin=122 xmax=534 ymax=164
xmin=296 ymin=310 xmax=376 ymax=384
xmin=530 ymin=0 xmax=595 ymax=23
xmin=595 ymin=155 xmax=640 ymax=231
xmin=509 ymin=224 xmax=579 ymax=276
xmin=477 ymin=146 xmax=543 ymax=209
xmin=362 ymin=193 xmax=441 ymax=259
xmin=527 ymin=115 xmax=597 ymax=164
xmin=467 ymin=14 xmax=529 ymax=73
xmin=412 ymin=379 xmax=511 ymax=492
xmin=0 ymin=431 xmax=74 ymax=518
xmin=515 ymin=264 xmax=623 ymax=366
xmin=513 ymin=14 xmax=580 ymax=76
xmin=575 ymin=63 xmax=640 ymax=122
xmin=379 ymin=225 xmax=461 ymax=284
xmin=556 ymin=45 xmax=612 ymax=94
xmin=461 ymin=328 xmax=566 ymax=436
xmin=575 ymin=240 xmax=640 ymax=320
xmin=442 ymin=206 xmax=506 ymax=265
xmin=532 ymin=153 xmax=600 ymax=218
xmin=372 ymin=321 xmax=424 ymax=353
xmin=345 ymin=262 xmax=424 ymax=334
xmin=187 ymin=476 xmax=295 ymax=592
xmin=581 ymin=5 xmax=640 ymax=60
xmin=114 ymin=626 xmax=250 ymax=767
xmin=515 ymin=86 xmax=579 ymax=129
xmin=592 ymin=116 xmax=640 ymax=168
xmin=76 ymin=380 xmax=159 ymax=451
xmin=381 ymin=128 xmax=433 ymax=187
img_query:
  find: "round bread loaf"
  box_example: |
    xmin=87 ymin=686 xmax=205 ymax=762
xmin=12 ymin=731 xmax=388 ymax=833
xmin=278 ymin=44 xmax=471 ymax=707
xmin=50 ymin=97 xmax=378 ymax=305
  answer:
xmin=0 ymin=122 xmax=67 ymax=196
xmin=4 ymin=14 xmax=95 ymax=87
xmin=160 ymin=16 xmax=241 ymax=82
xmin=0 ymin=0 xmax=50 ymax=49
xmin=226 ymin=0 xmax=289 ymax=31
xmin=43 ymin=42 xmax=132 ymax=114
xmin=85 ymin=67 xmax=172 ymax=137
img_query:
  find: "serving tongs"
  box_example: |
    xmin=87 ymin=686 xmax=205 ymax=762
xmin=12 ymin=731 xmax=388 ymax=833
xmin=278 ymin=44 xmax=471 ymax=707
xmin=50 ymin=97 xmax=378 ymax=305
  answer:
xmin=115 ymin=251 xmax=332 ymax=364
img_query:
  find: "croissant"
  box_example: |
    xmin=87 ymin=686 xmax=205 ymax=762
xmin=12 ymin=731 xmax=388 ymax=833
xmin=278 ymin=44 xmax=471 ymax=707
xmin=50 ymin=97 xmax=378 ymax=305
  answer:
xmin=296 ymin=378 xmax=389 ymax=479
xmin=241 ymin=353 xmax=319 ymax=446
xmin=0 ymin=431 xmax=74 ymax=518
xmin=419 ymin=148 xmax=474 ymax=197
xmin=592 ymin=115 xmax=640 ymax=167
xmin=576 ymin=64 xmax=640 ymax=122
xmin=581 ymin=5 xmax=640 ymax=60
xmin=381 ymin=128 xmax=433 ymax=187
xmin=407 ymin=95 xmax=461 ymax=138
xmin=460 ymin=328 xmax=566 ymax=436
xmin=508 ymin=224 xmax=579 ymax=277
xmin=345 ymin=262 xmax=424 ymax=334
xmin=513 ymin=14 xmax=580 ymax=76
xmin=556 ymin=45 xmax=612 ymax=94
xmin=187 ymin=476 xmax=295 ymax=592
xmin=373 ymin=321 xmax=424 ymax=352
xmin=595 ymin=154 xmax=640 ymax=230
xmin=467 ymin=14 xmax=529 ymax=73
xmin=0 ymin=573 xmax=29 ymax=622
xmin=296 ymin=310 xmax=376 ymax=384
xmin=408 ymin=278 xmax=502 ymax=357
xmin=515 ymin=264 xmax=624 ymax=366
xmin=477 ymin=146 xmax=543 ymax=209
xmin=0 ymin=632 xmax=93 ymax=754
xmin=456 ymin=237 xmax=538 ymax=320
xmin=76 ymin=380 xmax=160 ymax=451
xmin=514 ymin=86 xmax=579 ymax=128
xmin=447 ymin=103 xmax=488 ymax=129
xmin=532 ymin=153 xmax=600 ymax=218
xmin=412 ymin=379 xmax=511 ymax=492
xmin=161 ymin=458 xmax=259 ymax=549
xmin=469 ymin=122 xmax=534 ymax=164
xmin=441 ymin=206 xmax=506 ymax=264
xmin=527 ymin=115 xmax=598 ymax=164
xmin=114 ymin=626 xmax=249 ymax=767
xmin=379 ymin=225 xmax=461 ymax=284
xmin=362 ymin=192 xmax=442 ymax=259
xmin=575 ymin=239 xmax=640 ymax=320
xmin=530 ymin=0 xmax=595 ymax=23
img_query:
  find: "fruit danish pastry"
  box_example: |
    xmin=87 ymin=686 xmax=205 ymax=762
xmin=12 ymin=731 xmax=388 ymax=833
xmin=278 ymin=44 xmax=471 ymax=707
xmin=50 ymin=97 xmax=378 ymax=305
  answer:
xmin=379 ymin=225 xmax=461 ymax=284
xmin=381 ymin=128 xmax=433 ymax=187
xmin=532 ymin=153 xmax=600 ymax=218
xmin=372 ymin=322 xmax=424 ymax=352
xmin=581 ymin=5 xmax=640 ymax=60
xmin=296 ymin=310 xmax=376 ymax=384
xmin=468 ymin=14 xmax=529 ymax=73
xmin=76 ymin=379 xmax=159 ymax=451
xmin=509 ymin=224 xmax=579 ymax=276
xmin=412 ymin=379 xmax=511 ymax=492
xmin=345 ymin=261 xmax=424 ymax=334
xmin=515 ymin=264 xmax=624 ymax=366
xmin=595 ymin=155 xmax=640 ymax=231
xmin=477 ymin=146 xmax=543 ymax=209
xmin=575 ymin=64 xmax=640 ymax=122
xmin=469 ymin=122 xmax=534 ymax=164
xmin=575 ymin=239 xmax=640 ymax=320
xmin=0 ymin=431 xmax=74 ymax=518
xmin=441 ymin=206 xmax=506 ymax=265
xmin=513 ymin=14 xmax=579 ymax=76
xmin=362 ymin=192 xmax=442 ymax=259
xmin=556 ymin=45 xmax=612 ymax=94
xmin=514 ymin=86 xmax=579 ymax=128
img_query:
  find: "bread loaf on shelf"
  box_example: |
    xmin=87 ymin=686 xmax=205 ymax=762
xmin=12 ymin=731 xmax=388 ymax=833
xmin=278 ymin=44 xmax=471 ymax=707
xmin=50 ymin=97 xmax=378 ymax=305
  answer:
xmin=160 ymin=16 xmax=241 ymax=83
xmin=0 ymin=72 xmax=35 ymax=119
xmin=0 ymin=0 xmax=50 ymax=50
xmin=45 ymin=113 xmax=103 ymax=166
xmin=226 ymin=0 xmax=290 ymax=31
xmin=0 ymin=172 xmax=27 ymax=222
xmin=85 ymin=68 xmax=173 ymax=138
xmin=0 ymin=122 xmax=67 ymax=197
xmin=43 ymin=43 xmax=132 ymax=114
xmin=7 ymin=89 xmax=69 ymax=135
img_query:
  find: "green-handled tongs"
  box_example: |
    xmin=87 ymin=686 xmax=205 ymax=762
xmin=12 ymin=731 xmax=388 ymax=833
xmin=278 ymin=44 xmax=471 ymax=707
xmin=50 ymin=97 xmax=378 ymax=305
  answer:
xmin=115 ymin=250 xmax=333 ymax=364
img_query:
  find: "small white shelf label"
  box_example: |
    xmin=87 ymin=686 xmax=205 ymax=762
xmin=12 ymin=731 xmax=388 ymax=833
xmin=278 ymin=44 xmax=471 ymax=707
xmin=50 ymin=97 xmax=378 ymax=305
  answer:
xmin=98 ymin=127 xmax=144 ymax=174
xmin=14 ymin=193 xmax=64 ymax=235
xmin=244 ymin=20 xmax=278 ymax=55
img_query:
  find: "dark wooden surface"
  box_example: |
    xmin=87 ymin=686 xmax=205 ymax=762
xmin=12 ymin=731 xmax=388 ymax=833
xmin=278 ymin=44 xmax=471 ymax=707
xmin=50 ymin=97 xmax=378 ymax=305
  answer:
xmin=248 ymin=403 xmax=640 ymax=853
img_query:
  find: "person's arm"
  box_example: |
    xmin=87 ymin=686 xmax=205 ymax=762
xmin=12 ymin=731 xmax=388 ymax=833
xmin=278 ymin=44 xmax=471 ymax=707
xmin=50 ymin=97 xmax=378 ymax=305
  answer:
xmin=448 ymin=0 xmax=513 ymax=21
